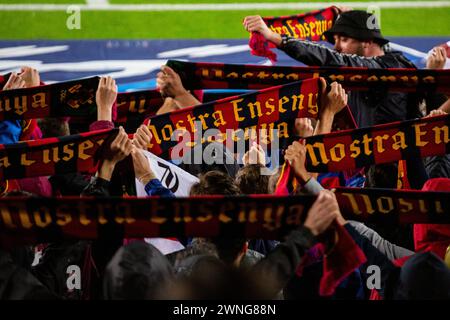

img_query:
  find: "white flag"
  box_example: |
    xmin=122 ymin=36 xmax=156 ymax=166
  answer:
xmin=135 ymin=150 xmax=199 ymax=255
xmin=136 ymin=150 xmax=199 ymax=197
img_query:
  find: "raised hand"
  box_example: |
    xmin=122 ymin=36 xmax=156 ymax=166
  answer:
xmin=19 ymin=66 xmax=40 ymax=88
xmin=3 ymin=73 xmax=26 ymax=91
xmin=96 ymin=76 xmax=117 ymax=121
xmin=304 ymin=190 xmax=340 ymax=236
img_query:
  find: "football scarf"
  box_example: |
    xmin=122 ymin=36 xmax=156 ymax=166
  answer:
xmin=0 ymin=77 xmax=99 ymax=121
xmin=0 ymin=128 xmax=118 ymax=180
xmin=1 ymin=190 xmax=448 ymax=247
xmin=304 ymin=114 xmax=450 ymax=173
xmin=248 ymin=7 xmax=338 ymax=62
xmin=167 ymin=60 xmax=450 ymax=94
xmin=144 ymin=78 xmax=322 ymax=158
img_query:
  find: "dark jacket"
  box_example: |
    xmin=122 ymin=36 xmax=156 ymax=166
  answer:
xmin=0 ymin=249 xmax=57 ymax=300
xmin=279 ymin=38 xmax=421 ymax=127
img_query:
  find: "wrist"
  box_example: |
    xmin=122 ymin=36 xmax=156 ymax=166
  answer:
xmin=138 ymin=170 xmax=157 ymax=185
xmin=97 ymin=105 xmax=112 ymax=121
xmin=296 ymin=171 xmax=311 ymax=185
xmin=270 ymin=32 xmax=283 ymax=47
xmin=320 ymin=108 xmax=336 ymax=120
xmin=173 ymin=89 xmax=190 ymax=100
xmin=98 ymin=159 xmax=116 ymax=181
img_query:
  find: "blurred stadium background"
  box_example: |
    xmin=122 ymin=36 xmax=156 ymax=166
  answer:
xmin=0 ymin=0 xmax=449 ymax=94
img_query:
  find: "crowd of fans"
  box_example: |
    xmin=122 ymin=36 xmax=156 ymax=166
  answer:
xmin=0 ymin=9 xmax=449 ymax=300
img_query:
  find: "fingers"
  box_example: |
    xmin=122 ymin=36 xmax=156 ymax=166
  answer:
xmin=161 ymin=65 xmax=176 ymax=77
xmin=243 ymin=15 xmax=264 ymax=32
xmin=3 ymin=72 xmax=26 ymax=90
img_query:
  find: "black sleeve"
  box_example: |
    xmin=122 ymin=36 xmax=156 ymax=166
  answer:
xmin=405 ymin=157 xmax=429 ymax=190
xmin=250 ymin=226 xmax=317 ymax=297
xmin=49 ymin=173 xmax=90 ymax=196
xmin=279 ymin=37 xmax=385 ymax=67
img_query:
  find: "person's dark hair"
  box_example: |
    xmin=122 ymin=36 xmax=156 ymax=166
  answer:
xmin=387 ymin=251 xmax=450 ymax=300
xmin=37 ymin=118 xmax=70 ymax=138
xmin=212 ymin=237 xmax=247 ymax=265
xmin=189 ymin=170 xmax=240 ymax=196
xmin=365 ymin=163 xmax=398 ymax=189
xmin=173 ymin=239 xmax=219 ymax=274
xmin=103 ymin=241 xmax=174 ymax=300
xmin=235 ymin=164 xmax=269 ymax=194
xmin=189 ymin=171 xmax=245 ymax=266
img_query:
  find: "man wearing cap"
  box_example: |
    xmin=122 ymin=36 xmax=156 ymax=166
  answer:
xmin=243 ymin=10 xmax=421 ymax=127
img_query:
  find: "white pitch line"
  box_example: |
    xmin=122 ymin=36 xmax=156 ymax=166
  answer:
xmin=86 ymin=0 xmax=109 ymax=5
xmin=0 ymin=1 xmax=450 ymax=11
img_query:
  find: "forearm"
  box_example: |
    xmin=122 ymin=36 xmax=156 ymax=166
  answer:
xmin=314 ymin=110 xmax=335 ymax=135
xmin=97 ymin=160 xmax=116 ymax=182
xmin=279 ymin=37 xmax=382 ymax=67
xmin=347 ymin=221 xmax=414 ymax=261
xmin=173 ymin=91 xmax=201 ymax=108
xmin=438 ymin=98 xmax=450 ymax=113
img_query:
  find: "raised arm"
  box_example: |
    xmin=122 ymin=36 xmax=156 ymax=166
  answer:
xmin=243 ymin=15 xmax=384 ymax=67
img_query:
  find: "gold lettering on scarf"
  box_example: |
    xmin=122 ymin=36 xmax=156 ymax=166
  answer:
xmin=78 ymin=139 xmax=94 ymax=160
xmin=13 ymin=96 xmax=27 ymax=116
xmin=20 ymin=153 xmax=35 ymax=166
xmin=231 ymin=98 xmax=245 ymax=122
xmin=340 ymin=193 xmax=362 ymax=214
xmin=0 ymin=205 xmax=17 ymax=229
xmin=306 ymin=142 xmax=330 ymax=166
xmin=56 ymin=205 xmax=72 ymax=226
xmin=0 ymin=156 xmax=11 ymax=168
xmin=374 ymin=134 xmax=389 ymax=153
xmin=413 ymin=123 xmax=429 ymax=147
xmin=376 ymin=197 xmax=394 ymax=214
xmin=432 ymin=125 xmax=450 ymax=144
xmin=350 ymin=139 xmax=361 ymax=158
xmin=329 ymin=143 xmax=345 ymax=162
xmin=34 ymin=207 xmax=52 ymax=228
xmin=392 ymin=132 xmax=407 ymax=150
xmin=31 ymin=93 xmax=48 ymax=109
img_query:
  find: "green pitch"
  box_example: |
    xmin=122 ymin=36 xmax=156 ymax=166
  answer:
xmin=0 ymin=0 xmax=449 ymax=39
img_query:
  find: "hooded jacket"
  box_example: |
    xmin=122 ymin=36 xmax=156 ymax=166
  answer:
xmin=414 ymin=178 xmax=450 ymax=259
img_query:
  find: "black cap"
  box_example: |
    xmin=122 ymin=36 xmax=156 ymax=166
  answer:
xmin=323 ymin=10 xmax=389 ymax=46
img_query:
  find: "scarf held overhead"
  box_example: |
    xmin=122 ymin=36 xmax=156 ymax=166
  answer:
xmin=144 ymin=78 xmax=321 ymax=158
xmin=248 ymin=6 xmax=338 ymax=62
xmin=0 ymin=128 xmax=118 ymax=180
xmin=1 ymin=190 xmax=449 ymax=247
xmin=304 ymin=114 xmax=450 ymax=173
xmin=0 ymin=77 xmax=99 ymax=121
xmin=167 ymin=60 xmax=450 ymax=94
xmin=275 ymin=162 xmax=450 ymax=222
xmin=0 ymin=77 xmax=165 ymax=129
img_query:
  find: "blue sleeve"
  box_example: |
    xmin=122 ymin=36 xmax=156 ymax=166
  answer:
xmin=144 ymin=179 xmax=175 ymax=198
xmin=0 ymin=120 xmax=22 ymax=144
